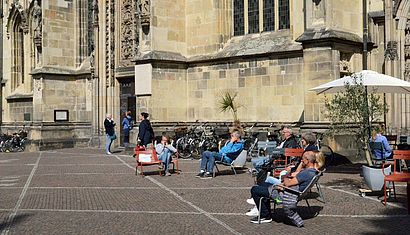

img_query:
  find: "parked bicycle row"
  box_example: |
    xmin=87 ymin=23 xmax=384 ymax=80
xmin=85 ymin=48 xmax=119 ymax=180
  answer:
xmin=0 ymin=129 xmax=28 ymax=152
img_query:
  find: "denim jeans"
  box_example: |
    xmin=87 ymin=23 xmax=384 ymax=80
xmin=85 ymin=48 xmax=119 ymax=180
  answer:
xmin=252 ymin=156 xmax=269 ymax=172
xmin=265 ymin=176 xmax=281 ymax=185
xmin=158 ymin=148 xmax=172 ymax=171
xmin=199 ymin=151 xmax=233 ymax=173
xmin=251 ymin=182 xmax=272 ymax=219
xmin=105 ymin=134 xmax=113 ymax=153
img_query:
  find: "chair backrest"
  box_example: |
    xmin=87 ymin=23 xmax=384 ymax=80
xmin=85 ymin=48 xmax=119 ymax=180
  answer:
xmin=299 ymin=171 xmax=322 ymax=195
xmin=369 ymin=142 xmax=385 ymax=161
xmin=232 ymin=150 xmax=247 ymax=167
xmin=284 ymin=148 xmax=304 ymax=158
xmin=392 ymin=150 xmax=410 ymax=173
xmin=135 ymin=149 xmax=159 ymax=162
xmin=385 ymin=135 xmax=397 ymax=145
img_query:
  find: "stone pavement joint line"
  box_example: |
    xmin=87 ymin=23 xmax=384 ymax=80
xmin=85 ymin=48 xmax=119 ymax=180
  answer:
xmin=324 ymin=185 xmax=406 ymax=209
xmin=113 ymin=154 xmax=242 ymax=235
xmin=1 ymin=152 xmax=42 ymax=235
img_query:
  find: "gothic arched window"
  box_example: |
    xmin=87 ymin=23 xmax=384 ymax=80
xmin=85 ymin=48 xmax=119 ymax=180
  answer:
xmin=233 ymin=0 xmax=290 ymax=36
xmin=12 ymin=15 xmax=25 ymax=90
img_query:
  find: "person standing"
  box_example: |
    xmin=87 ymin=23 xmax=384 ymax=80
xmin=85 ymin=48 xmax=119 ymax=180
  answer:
xmin=138 ymin=112 xmax=154 ymax=147
xmin=122 ymin=111 xmax=133 ymax=149
xmin=104 ymin=114 xmax=116 ymax=155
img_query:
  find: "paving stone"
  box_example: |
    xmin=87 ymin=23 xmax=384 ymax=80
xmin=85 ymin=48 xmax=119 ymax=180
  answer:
xmin=0 ymin=148 xmax=409 ymax=234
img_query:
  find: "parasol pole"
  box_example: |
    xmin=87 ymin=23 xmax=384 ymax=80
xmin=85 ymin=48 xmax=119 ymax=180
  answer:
xmin=363 ymin=0 xmax=372 ymax=165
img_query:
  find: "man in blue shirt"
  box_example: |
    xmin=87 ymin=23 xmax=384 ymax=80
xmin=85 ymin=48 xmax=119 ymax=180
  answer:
xmin=196 ymin=130 xmax=244 ymax=179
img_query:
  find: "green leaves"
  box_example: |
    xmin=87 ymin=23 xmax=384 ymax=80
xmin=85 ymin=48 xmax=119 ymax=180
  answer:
xmin=324 ymin=74 xmax=386 ymax=165
xmin=218 ymin=91 xmax=242 ymax=122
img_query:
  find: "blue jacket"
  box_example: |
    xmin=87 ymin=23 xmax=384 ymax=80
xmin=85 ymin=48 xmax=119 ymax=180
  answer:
xmin=219 ymin=140 xmax=244 ymax=160
xmin=370 ymin=134 xmax=392 ymax=159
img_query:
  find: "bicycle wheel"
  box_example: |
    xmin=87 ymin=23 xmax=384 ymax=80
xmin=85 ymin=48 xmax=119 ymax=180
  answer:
xmin=320 ymin=144 xmax=334 ymax=167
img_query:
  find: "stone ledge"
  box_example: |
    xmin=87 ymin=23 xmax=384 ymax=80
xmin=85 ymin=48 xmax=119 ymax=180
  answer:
xmin=31 ymin=66 xmax=91 ymax=76
xmin=133 ymin=31 xmax=302 ymax=65
xmin=5 ymin=93 xmax=33 ymax=101
xmin=296 ymin=28 xmax=369 ymax=48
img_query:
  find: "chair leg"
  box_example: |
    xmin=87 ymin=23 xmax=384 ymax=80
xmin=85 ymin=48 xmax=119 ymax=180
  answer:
xmin=232 ymin=166 xmax=237 ymax=176
xmin=383 ymin=180 xmax=388 ymax=205
xmin=305 ymin=199 xmax=312 ymax=214
xmin=258 ymin=197 xmax=264 ymax=224
xmin=392 ymin=181 xmax=397 ymax=200
xmin=316 ymin=183 xmax=325 ymax=203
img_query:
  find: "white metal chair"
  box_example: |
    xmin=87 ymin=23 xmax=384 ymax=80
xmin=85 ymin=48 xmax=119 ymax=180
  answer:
xmin=213 ymin=150 xmax=247 ymax=177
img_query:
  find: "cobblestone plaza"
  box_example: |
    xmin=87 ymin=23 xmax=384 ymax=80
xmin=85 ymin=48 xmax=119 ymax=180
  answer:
xmin=0 ymin=149 xmax=408 ymax=234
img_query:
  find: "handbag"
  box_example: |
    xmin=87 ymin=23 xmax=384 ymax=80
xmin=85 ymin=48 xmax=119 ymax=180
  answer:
xmin=110 ymin=133 xmax=117 ymax=140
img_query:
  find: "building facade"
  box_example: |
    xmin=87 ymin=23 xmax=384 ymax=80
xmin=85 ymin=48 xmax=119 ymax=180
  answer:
xmin=0 ymin=0 xmax=409 ymax=152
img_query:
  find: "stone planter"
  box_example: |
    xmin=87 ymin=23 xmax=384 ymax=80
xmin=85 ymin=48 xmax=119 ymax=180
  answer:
xmin=362 ymin=164 xmax=391 ymax=191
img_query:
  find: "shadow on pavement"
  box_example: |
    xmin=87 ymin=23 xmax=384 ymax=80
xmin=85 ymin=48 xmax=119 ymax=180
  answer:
xmin=0 ymin=213 xmax=32 ymax=231
xmin=272 ymin=205 xmax=324 ymax=223
xmin=325 ymin=163 xmax=364 ymax=174
xmin=360 ymin=207 xmax=409 ymax=235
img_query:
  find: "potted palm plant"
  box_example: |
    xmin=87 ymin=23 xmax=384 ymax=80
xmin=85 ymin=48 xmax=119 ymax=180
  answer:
xmin=218 ymin=91 xmax=244 ymax=136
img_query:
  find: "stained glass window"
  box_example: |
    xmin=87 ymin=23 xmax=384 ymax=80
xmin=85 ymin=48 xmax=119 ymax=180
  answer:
xmin=263 ymin=0 xmax=274 ymax=32
xmin=248 ymin=0 xmax=259 ymax=34
xmin=279 ymin=0 xmax=290 ymax=29
xmin=234 ymin=0 xmax=245 ymax=36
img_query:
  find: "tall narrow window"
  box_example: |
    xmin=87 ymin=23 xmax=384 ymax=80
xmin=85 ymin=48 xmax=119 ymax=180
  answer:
xmin=248 ymin=0 xmax=259 ymax=34
xmin=234 ymin=0 xmax=245 ymax=36
xmin=263 ymin=0 xmax=275 ymax=32
xmin=12 ymin=16 xmax=24 ymax=90
xmin=278 ymin=0 xmax=290 ymax=29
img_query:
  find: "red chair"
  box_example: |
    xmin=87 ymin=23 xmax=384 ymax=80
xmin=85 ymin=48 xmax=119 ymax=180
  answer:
xmin=382 ymin=150 xmax=410 ymax=208
xmin=134 ymin=146 xmax=162 ymax=176
xmin=273 ymin=148 xmax=304 ymax=177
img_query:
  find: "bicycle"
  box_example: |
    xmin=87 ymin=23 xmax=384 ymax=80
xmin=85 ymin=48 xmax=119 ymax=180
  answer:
xmin=315 ymin=132 xmax=335 ymax=167
xmin=175 ymin=121 xmax=205 ymax=159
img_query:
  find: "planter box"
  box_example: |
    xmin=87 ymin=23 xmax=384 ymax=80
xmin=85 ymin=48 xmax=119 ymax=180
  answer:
xmin=362 ymin=165 xmax=391 ymax=191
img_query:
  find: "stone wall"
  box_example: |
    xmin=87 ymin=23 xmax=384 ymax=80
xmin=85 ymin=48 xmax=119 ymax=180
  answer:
xmin=42 ymin=0 xmax=75 ymax=67
xmin=6 ymin=99 xmax=33 ymax=122
xmin=186 ymin=56 xmax=304 ymax=122
xmin=151 ymin=0 xmax=186 ymax=53
xmin=148 ymin=64 xmax=188 ymax=121
xmin=39 ymin=77 xmax=90 ymax=123
xmin=302 ymin=47 xmax=339 ymax=122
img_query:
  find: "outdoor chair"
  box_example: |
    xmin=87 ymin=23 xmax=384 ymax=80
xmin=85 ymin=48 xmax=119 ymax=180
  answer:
xmin=213 ymin=150 xmax=247 ymax=177
xmin=382 ymin=150 xmax=410 ymax=205
xmin=257 ymin=141 xmax=277 ymax=157
xmin=273 ymin=148 xmax=304 ymax=177
xmin=385 ymin=135 xmax=398 ymax=150
xmin=257 ymin=169 xmax=325 ymax=224
xmin=134 ymin=146 xmax=162 ymax=176
xmin=170 ymin=151 xmax=180 ymax=174
xmin=369 ymin=141 xmax=387 ymax=165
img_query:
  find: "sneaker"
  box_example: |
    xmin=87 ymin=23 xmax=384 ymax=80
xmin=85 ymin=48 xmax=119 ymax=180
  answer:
xmin=195 ymin=172 xmax=205 ymax=178
xmin=106 ymin=152 xmax=112 ymax=155
xmin=245 ymin=206 xmax=259 ymax=216
xmin=165 ymin=171 xmax=171 ymax=176
xmin=246 ymin=198 xmax=256 ymax=205
xmin=273 ymin=196 xmax=282 ymax=204
xmin=250 ymin=216 xmax=272 ymax=224
xmin=200 ymin=172 xmax=213 ymax=179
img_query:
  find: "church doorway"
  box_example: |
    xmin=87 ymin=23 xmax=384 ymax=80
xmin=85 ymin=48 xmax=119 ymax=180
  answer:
xmin=119 ymin=77 xmax=136 ymax=146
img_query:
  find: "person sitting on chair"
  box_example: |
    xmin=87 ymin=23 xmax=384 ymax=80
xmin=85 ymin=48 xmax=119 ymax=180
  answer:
xmin=251 ymin=126 xmax=300 ymax=173
xmin=155 ymin=135 xmax=177 ymax=176
xmin=249 ymin=151 xmax=318 ymax=226
xmin=370 ymin=125 xmax=392 ymax=160
xmin=196 ymin=130 xmax=244 ymax=179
